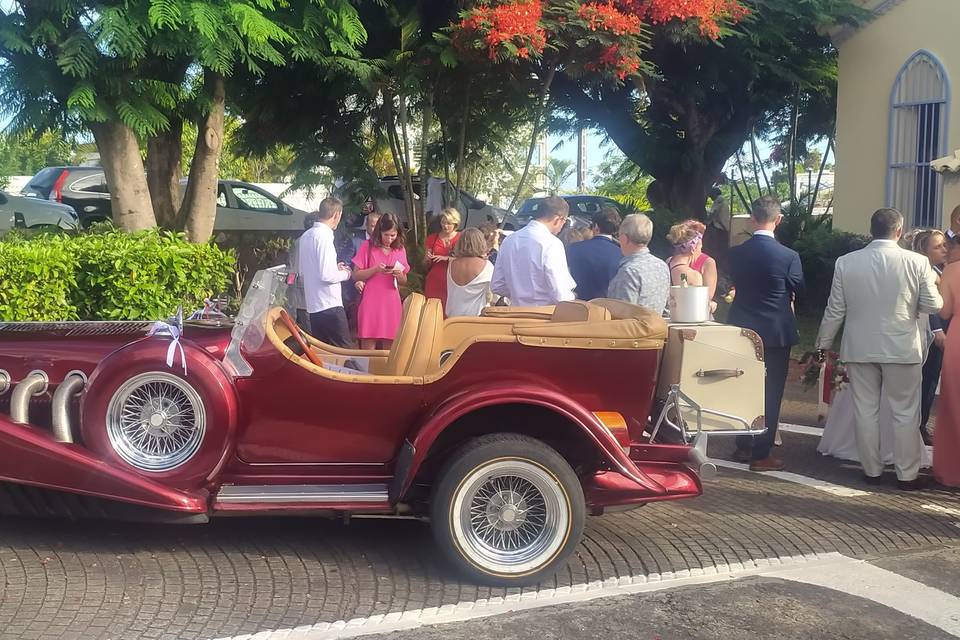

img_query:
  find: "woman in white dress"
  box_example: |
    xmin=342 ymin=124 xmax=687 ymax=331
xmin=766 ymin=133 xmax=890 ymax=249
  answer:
xmin=446 ymin=228 xmax=495 ymax=318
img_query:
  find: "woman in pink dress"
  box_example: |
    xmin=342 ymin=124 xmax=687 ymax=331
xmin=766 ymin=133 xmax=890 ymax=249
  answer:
xmin=935 ymin=259 xmax=960 ymax=487
xmin=352 ymin=213 xmax=410 ymax=350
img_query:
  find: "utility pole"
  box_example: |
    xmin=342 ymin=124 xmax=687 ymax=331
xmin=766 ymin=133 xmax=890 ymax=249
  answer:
xmin=577 ymin=128 xmax=587 ymax=193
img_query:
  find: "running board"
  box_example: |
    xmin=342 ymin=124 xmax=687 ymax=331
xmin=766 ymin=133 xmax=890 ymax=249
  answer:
xmin=213 ymin=483 xmax=390 ymax=511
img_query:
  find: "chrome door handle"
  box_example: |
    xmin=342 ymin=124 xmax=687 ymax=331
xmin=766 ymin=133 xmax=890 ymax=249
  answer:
xmin=695 ymin=368 xmax=744 ymax=378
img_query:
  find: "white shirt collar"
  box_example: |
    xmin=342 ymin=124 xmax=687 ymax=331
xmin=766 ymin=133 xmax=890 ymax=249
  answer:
xmin=753 ymin=230 xmax=775 ymax=238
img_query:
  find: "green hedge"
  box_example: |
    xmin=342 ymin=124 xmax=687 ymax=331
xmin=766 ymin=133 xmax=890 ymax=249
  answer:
xmin=0 ymin=229 xmax=235 ymax=321
xmin=792 ymin=226 xmax=871 ymax=315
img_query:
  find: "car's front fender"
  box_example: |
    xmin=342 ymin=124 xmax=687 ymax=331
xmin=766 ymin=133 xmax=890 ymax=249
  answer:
xmin=393 ymin=385 xmax=668 ymax=501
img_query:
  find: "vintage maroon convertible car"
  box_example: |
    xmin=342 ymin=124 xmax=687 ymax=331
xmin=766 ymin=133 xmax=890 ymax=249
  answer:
xmin=0 ymin=268 xmax=765 ymax=585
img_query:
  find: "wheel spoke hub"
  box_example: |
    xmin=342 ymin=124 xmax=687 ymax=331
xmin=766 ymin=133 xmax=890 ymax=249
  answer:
xmin=107 ymin=372 xmax=206 ymax=472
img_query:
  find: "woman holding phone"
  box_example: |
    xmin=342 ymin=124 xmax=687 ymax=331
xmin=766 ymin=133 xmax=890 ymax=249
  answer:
xmin=352 ymin=213 xmax=410 ymax=350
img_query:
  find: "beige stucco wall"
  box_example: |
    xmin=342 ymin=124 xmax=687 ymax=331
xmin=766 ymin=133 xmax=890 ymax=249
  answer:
xmin=833 ymin=0 xmax=960 ymax=233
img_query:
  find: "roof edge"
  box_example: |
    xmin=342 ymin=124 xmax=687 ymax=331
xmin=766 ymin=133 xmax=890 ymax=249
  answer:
xmin=830 ymin=0 xmax=908 ymax=46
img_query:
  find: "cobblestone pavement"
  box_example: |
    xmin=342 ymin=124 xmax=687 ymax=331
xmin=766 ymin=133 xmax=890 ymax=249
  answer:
xmin=2 ymin=428 xmax=959 ymax=639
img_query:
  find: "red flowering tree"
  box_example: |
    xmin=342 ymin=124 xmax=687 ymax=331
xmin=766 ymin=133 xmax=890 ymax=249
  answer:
xmin=448 ymin=0 xmax=748 ymax=207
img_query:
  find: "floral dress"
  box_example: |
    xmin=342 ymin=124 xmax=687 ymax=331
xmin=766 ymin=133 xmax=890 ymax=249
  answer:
xmin=352 ymin=240 xmax=410 ymax=340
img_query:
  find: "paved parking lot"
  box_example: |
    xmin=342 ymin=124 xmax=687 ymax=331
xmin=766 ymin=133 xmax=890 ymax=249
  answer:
xmin=2 ymin=428 xmax=959 ymax=639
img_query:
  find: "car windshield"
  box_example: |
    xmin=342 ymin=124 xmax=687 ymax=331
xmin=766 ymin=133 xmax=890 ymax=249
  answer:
xmin=25 ymin=168 xmax=64 ymax=193
xmin=223 ymin=266 xmax=290 ymax=377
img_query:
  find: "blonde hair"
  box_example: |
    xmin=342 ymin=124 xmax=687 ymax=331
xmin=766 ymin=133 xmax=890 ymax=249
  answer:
xmin=667 ymin=220 xmax=704 ymax=254
xmin=439 ymin=207 xmax=461 ymax=227
xmin=453 ymin=228 xmax=489 ymax=258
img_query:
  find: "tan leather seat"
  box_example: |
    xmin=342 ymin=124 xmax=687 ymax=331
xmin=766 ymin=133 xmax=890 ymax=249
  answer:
xmin=404 ymin=298 xmax=444 ymax=376
xmin=482 ymin=306 xmax=555 ymax=321
xmin=551 ymin=300 xmax=612 ymax=323
xmin=382 ymin=293 xmax=425 ymax=376
xmin=589 ymin=298 xmax=668 ymax=341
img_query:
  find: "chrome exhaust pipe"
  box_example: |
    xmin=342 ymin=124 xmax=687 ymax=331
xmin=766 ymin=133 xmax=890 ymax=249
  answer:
xmin=11 ymin=370 xmax=48 ymax=424
xmin=52 ymin=372 xmax=86 ymax=443
xmin=0 ymin=370 xmax=10 ymax=395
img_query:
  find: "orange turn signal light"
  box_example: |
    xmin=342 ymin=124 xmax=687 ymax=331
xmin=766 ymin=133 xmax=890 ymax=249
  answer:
xmin=593 ymin=411 xmax=631 ymax=450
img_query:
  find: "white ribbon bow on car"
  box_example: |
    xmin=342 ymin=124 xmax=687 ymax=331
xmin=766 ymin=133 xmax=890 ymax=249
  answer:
xmin=147 ymin=308 xmax=187 ymax=375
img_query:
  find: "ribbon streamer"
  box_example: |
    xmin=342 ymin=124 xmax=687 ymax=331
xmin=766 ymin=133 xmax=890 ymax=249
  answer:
xmin=147 ymin=308 xmax=187 ymax=375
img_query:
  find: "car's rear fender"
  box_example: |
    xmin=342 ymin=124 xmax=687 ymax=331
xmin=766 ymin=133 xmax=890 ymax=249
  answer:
xmin=393 ymin=385 xmax=669 ymax=501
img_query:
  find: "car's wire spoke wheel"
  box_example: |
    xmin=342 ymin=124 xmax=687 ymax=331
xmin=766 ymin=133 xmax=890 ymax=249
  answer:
xmin=452 ymin=459 xmax=570 ymax=576
xmin=106 ymin=372 xmax=206 ymax=472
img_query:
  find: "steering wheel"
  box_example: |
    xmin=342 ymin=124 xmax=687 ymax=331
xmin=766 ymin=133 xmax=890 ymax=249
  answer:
xmin=278 ymin=309 xmax=323 ymax=366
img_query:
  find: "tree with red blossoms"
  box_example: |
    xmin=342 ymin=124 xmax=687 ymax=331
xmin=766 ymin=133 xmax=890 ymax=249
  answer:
xmin=448 ymin=0 xmax=749 ymax=208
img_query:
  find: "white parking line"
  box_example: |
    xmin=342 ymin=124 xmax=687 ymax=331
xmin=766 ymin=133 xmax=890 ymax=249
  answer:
xmin=207 ymin=552 xmax=960 ymax=639
xmin=922 ymin=503 xmax=960 ymax=518
xmin=206 ymin=553 xmax=843 ymax=640
xmin=766 ymin=559 xmax=960 ymax=637
xmin=712 ymin=460 xmax=871 ymax=497
xmin=779 ymin=423 xmax=823 ymax=436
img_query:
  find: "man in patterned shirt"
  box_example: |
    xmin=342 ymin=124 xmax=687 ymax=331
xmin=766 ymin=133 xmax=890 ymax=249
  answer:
xmin=607 ymin=213 xmax=670 ymax=314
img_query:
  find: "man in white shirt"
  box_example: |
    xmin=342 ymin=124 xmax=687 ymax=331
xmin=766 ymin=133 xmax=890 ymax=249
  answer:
xmin=492 ymin=196 xmax=577 ymax=306
xmin=298 ymin=197 xmax=354 ymax=347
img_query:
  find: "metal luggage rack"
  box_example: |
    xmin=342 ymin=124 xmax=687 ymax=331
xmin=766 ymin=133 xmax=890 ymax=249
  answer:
xmin=650 ymin=384 xmax=768 ymax=444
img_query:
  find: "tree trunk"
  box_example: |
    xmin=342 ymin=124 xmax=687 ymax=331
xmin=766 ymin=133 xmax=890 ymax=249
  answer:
xmin=417 ymin=90 xmax=434 ymax=244
xmin=90 ymin=121 xmax=157 ymax=231
xmin=383 ymin=91 xmax=415 ymax=232
xmin=454 ymin=82 xmax=471 ymax=206
xmin=663 ymin=169 xmax=711 ymax=219
xmin=181 ymin=70 xmax=226 ymax=244
xmin=508 ymin=64 xmax=557 ymax=212
xmin=397 ymin=89 xmax=418 ymax=242
xmin=439 ymin=113 xmax=452 ymax=207
xmin=147 ymin=117 xmax=184 ymax=230
xmin=787 ymin=88 xmax=800 ymax=207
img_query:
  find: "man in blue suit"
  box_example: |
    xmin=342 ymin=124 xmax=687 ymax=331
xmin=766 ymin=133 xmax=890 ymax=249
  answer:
xmin=728 ymin=196 xmax=805 ymax=471
xmin=567 ymin=209 xmax=623 ymax=300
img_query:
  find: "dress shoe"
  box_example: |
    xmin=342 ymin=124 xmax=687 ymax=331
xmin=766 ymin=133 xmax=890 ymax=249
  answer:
xmin=732 ymin=448 xmax=753 ymax=464
xmin=897 ymin=477 xmax=928 ymax=491
xmin=749 ymin=457 xmax=785 ymax=472
xmin=862 ymin=474 xmax=884 ymax=486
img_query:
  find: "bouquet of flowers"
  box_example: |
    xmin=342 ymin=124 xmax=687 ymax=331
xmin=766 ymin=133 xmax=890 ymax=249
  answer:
xmin=798 ymin=351 xmax=847 ymax=403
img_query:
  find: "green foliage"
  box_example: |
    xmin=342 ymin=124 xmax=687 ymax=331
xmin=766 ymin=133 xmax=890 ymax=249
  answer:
xmin=792 ymin=226 xmax=870 ymax=315
xmin=181 ymin=116 xmax=295 ymax=182
xmin=0 ymin=234 xmax=80 ymax=321
xmin=0 ymin=130 xmax=80 ymax=184
xmin=0 ymin=228 xmax=235 ymax=321
xmin=593 ymin=147 xmax=653 ymax=211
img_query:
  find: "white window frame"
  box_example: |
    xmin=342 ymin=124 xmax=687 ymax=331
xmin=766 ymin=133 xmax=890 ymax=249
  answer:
xmin=886 ymin=50 xmax=951 ymax=229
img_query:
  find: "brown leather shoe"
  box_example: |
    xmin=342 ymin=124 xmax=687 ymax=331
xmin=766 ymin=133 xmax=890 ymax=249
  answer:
xmin=749 ymin=457 xmax=785 ymax=472
xmin=732 ymin=448 xmax=753 ymax=464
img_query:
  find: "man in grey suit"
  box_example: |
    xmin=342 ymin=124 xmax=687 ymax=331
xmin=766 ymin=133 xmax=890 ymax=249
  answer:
xmin=816 ymin=209 xmax=943 ymax=490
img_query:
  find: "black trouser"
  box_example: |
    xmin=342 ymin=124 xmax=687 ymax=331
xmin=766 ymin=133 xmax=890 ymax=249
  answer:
xmin=309 ymin=307 xmax=354 ymax=349
xmin=737 ymin=346 xmax=791 ymax=461
xmin=921 ymin=343 xmax=944 ymax=431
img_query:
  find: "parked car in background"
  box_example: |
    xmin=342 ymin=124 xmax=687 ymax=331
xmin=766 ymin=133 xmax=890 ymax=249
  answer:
xmin=181 ymin=179 xmax=310 ymax=234
xmin=22 ymin=167 xmax=309 ymax=233
xmin=21 ymin=166 xmax=110 ymax=228
xmin=504 ymin=195 xmax=625 ymax=231
xmin=336 ymin=176 xmax=508 ymax=231
xmin=0 ymin=190 xmax=79 ymax=231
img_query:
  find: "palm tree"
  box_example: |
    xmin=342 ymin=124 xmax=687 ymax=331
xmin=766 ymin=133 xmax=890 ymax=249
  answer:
xmin=543 ymin=158 xmax=575 ymax=195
